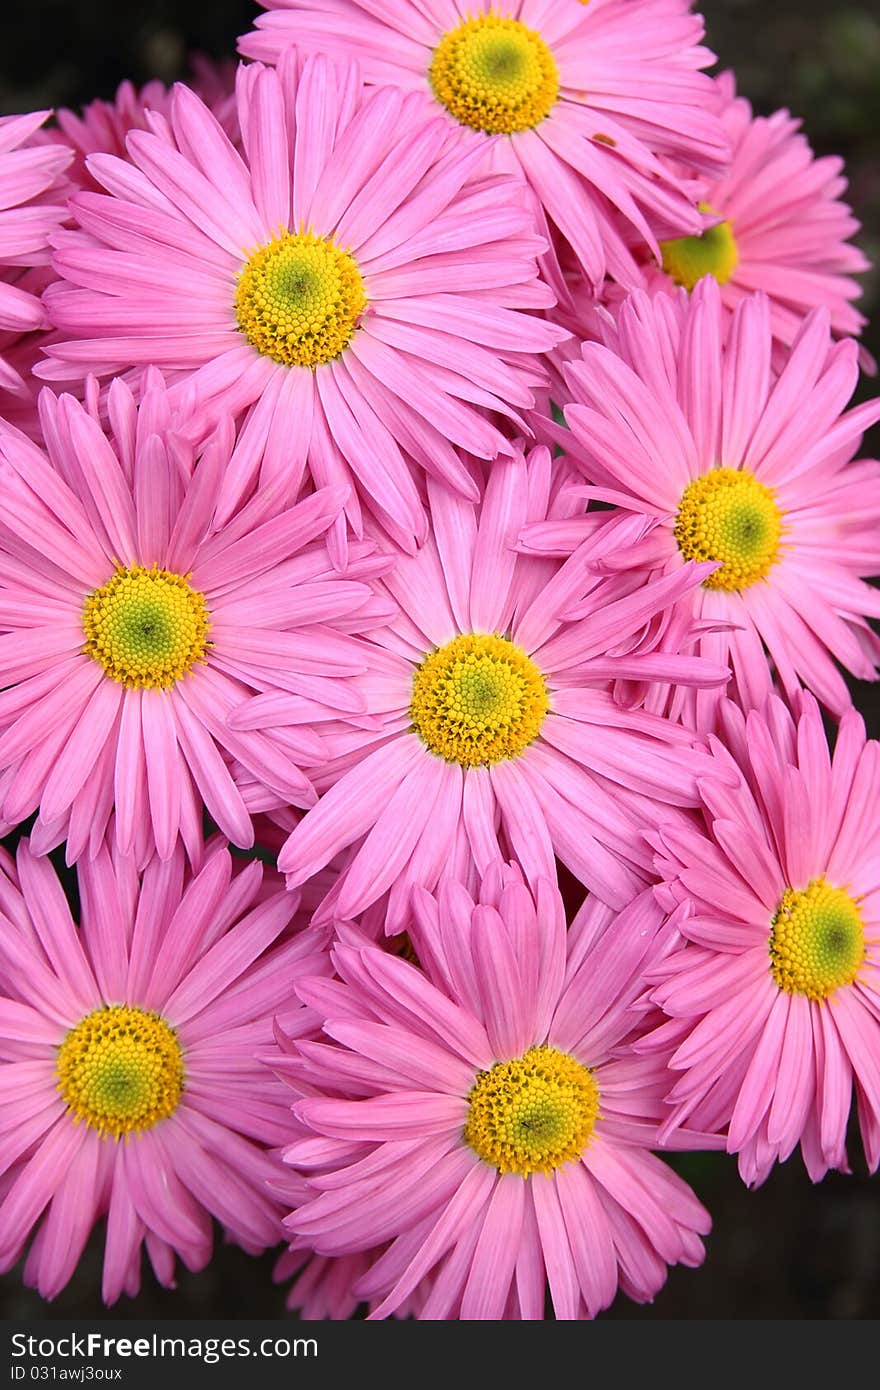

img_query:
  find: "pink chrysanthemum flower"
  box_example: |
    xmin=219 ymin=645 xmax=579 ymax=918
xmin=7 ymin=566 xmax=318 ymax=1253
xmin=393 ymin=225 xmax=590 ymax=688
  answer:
xmin=559 ymin=278 xmax=880 ymax=728
xmin=239 ymin=0 xmax=729 ymax=291
xmin=278 ymin=869 xmax=712 ymax=1319
xmin=0 ymin=374 xmax=386 ymax=864
xmin=0 ymin=112 xmax=72 ymax=400
xmin=634 ymin=71 xmax=870 ymax=353
xmin=38 ymin=52 xmax=565 ymax=557
xmin=645 ymin=694 xmax=880 ymax=1188
xmin=0 ymin=836 xmax=328 ymax=1304
xmin=236 ymin=447 xmax=729 ymax=926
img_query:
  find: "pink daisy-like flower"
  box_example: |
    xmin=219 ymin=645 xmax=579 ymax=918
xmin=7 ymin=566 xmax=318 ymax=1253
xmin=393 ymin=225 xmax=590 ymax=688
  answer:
xmin=235 ymin=447 xmax=730 ymax=927
xmin=632 ymin=71 xmax=870 ymax=353
xmin=37 ymin=51 xmax=565 ymax=557
xmin=0 ymin=836 xmax=328 ymax=1304
xmin=0 ymin=373 xmax=387 ymax=865
xmin=278 ymin=868 xmax=712 ymax=1319
xmin=239 ymin=0 xmax=729 ymax=292
xmin=0 ymin=112 xmax=72 ymax=400
xmin=645 ymin=694 xmax=880 ymax=1188
xmin=558 ymin=277 xmax=880 ymax=729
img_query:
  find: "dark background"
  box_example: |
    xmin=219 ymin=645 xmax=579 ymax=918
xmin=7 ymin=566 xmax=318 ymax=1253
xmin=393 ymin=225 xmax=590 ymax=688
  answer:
xmin=1 ymin=0 xmax=879 ymax=1321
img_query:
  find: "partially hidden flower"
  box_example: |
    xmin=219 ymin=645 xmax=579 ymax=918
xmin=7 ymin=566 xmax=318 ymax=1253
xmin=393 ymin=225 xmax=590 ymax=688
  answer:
xmin=48 ymin=61 xmax=238 ymax=196
xmin=653 ymin=71 xmax=870 ymax=355
xmin=239 ymin=0 xmax=730 ymax=290
xmin=644 ymin=694 xmax=880 ymax=1187
xmin=0 ymin=112 xmax=72 ymax=399
xmin=558 ymin=278 xmax=880 ymax=729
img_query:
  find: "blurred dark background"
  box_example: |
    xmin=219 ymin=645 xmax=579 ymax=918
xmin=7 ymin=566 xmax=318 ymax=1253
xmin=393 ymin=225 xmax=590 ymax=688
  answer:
xmin=1 ymin=0 xmax=879 ymax=1321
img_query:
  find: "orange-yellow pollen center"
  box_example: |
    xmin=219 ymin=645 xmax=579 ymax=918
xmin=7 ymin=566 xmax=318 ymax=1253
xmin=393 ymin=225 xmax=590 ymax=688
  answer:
xmin=56 ymin=1004 xmax=184 ymax=1140
xmin=410 ymin=632 xmax=549 ymax=767
xmin=236 ymin=231 xmax=367 ymax=368
xmin=429 ymin=15 xmax=559 ymax=135
xmin=465 ymin=1044 xmax=600 ymax=1176
xmin=83 ymin=564 xmax=210 ymax=689
xmin=769 ymin=878 xmax=865 ymax=1001
xmin=674 ymin=468 xmax=783 ymax=591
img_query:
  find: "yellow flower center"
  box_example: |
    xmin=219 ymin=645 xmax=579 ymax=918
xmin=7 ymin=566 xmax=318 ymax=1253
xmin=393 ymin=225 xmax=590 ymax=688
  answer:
xmin=83 ymin=564 xmax=210 ymax=689
xmin=674 ymin=468 xmax=783 ymax=591
xmin=429 ymin=14 xmax=559 ymax=135
xmin=235 ymin=230 xmax=367 ymax=368
xmin=56 ymin=1004 xmax=184 ymax=1140
xmin=465 ymin=1045 xmax=600 ymax=1176
xmin=660 ymin=206 xmax=739 ymax=291
xmin=410 ymin=632 xmax=549 ymax=767
xmin=769 ymin=878 xmax=865 ymax=1002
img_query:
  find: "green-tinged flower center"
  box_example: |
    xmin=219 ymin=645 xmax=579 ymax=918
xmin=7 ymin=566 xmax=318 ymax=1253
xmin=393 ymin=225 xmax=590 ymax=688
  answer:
xmin=465 ymin=1044 xmax=600 ymax=1175
xmin=82 ymin=564 xmax=210 ymax=689
xmin=56 ymin=1004 xmax=184 ymax=1140
xmin=660 ymin=207 xmax=739 ymax=291
xmin=410 ymin=632 xmax=549 ymax=767
xmin=429 ymin=15 xmax=559 ymax=135
xmin=674 ymin=468 xmax=783 ymax=591
xmin=236 ymin=231 xmax=367 ymax=367
xmin=769 ymin=878 xmax=865 ymax=1001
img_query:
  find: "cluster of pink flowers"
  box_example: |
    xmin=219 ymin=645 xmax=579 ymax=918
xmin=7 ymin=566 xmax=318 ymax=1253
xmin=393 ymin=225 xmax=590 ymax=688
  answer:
xmin=0 ymin=0 xmax=878 ymax=1319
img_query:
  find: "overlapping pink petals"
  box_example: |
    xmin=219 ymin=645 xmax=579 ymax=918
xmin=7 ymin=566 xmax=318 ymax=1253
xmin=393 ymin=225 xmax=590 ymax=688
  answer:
xmin=0 ymin=0 xmax=876 ymax=1323
xmin=0 ymin=111 xmax=72 ymax=399
xmin=38 ymin=51 xmax=566 ymax=557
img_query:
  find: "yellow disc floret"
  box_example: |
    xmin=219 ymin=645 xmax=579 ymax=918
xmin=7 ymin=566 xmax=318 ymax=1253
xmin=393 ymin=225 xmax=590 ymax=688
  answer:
xmin=410 ymin=632 xmax=549 ymax=767
xmin=660 ymin=207 xmax=739 ymax=291
xmin=674 ymin=467 xmax=783 ymax=591
xmin=429 ymin=14 xmax=559 ymax=135
xmin=83 ymin=564 xmax=210 ymax=689
xmin=56 ymin=1004 xmax=184 ymax=1140
xmin=465 ymin=1044 xmax=600 ymax=1176
xmin=769 ymin=877 xmax=865 ymax=1002
xmin=235 ymin=230 xmax=366 ymax=368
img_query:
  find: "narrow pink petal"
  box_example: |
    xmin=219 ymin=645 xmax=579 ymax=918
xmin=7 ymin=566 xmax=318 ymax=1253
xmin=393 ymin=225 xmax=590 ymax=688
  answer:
xmin=278 ymin=736 xmax=424 ymax=884
xmin=460 ymin=1175 xmax=525 ymax=1320
xmin=141 ymin=689 xmax=182 ymax=859
xmin=531 ymin=1174 xmax=580 ymax=1320
xmin=102 ymin=1158 xmax=145 ymax=1305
